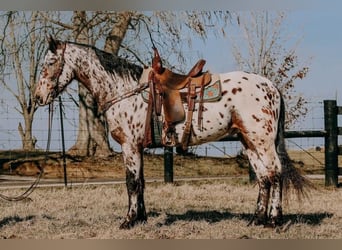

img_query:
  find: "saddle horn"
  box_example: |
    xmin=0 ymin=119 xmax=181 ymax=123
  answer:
xmin=152 ymin=47 xmax=164 ymax=74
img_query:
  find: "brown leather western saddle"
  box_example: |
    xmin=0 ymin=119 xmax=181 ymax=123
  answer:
xmin=143 ymin=47 xmax=212 ymax=150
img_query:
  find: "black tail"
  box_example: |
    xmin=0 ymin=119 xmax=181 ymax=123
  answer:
xmin=276 ymin=95 xmax=314 ymax=201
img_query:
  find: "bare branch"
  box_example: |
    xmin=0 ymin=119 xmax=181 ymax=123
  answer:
xmin=39 ymin=11 xmax=74 ymax=30
xmin=230 ymin=11 xmax=311 ymax=127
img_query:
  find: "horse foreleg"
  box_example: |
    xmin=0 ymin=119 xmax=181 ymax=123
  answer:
xmin=119 ymin=144 xmax=147 ymax=229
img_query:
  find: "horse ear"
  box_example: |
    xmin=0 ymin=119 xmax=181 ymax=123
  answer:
xmin=47 ymin=35 xmax=59 ymax=53
xmin=152 ymin=47 xmax=164 ymax=74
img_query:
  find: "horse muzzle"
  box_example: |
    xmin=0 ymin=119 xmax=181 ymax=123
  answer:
xmin=34 ymin=89 xmax=55 ymax=106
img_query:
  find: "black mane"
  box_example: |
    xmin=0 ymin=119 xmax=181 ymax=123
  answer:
xmin=67 ymin=41 xmax=143 ymax=81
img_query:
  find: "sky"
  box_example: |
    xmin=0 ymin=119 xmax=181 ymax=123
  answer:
xmin=175 ymin=6 xmax=342 ymax=155
xmin=192 ymin=7 xmax=342 ymax=105
xmin=1 ymin=5 xmax=342 ymax=155
xmin=278 ymin=8 xmax=342 ymax=103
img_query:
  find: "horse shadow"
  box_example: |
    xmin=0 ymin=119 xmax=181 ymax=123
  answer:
xmin=148 ymin=210 xmax=333 ymax=227
xmin=0 ymin=215 xmax=36 ymax=229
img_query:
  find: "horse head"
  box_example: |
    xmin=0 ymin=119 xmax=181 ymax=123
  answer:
xmin=34 ymin=36 xmax=73 ymax=106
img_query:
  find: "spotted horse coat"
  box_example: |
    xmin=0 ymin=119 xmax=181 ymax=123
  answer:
xmin=34 ymin=36 xmax=311 ymax=229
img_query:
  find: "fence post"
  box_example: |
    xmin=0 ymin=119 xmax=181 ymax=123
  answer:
xmin=249 ymin=164 xmax=256 ymax=183
xmin=164 ymin=146 xmax=173 ymax=183
xmin=324 ymin=100 xmax=339 ymax=187
xmin=58 ymin=96 xmax=68 ymax=187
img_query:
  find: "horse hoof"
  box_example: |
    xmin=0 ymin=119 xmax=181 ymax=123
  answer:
xmin=119 ymin=220 xmax=134 ymax=230
xmin=119 ymin=217 xmax=147 ymax=230
xmin=269 ymin=217 xmax=283 ymax=227
xmin=247 ymin=215 xmax=267 ymax=227
xmin=263 ymin=223 xmax=277 ymax=228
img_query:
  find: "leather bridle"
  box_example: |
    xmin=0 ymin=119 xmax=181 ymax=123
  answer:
xmin=49 ymin=43 xmax=67 ymax=101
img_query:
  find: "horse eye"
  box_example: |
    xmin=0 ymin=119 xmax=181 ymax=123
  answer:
xmin=47 ymin=58 xmax=57 ymax=66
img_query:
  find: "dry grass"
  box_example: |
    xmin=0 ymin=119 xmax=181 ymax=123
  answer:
xmin=288 ymin=148 xmax=325 ymax=174
xmin=0 ymin=178 xmax=340 ymax=239
xmin=0 ymin=149 xmax=341 ymax=239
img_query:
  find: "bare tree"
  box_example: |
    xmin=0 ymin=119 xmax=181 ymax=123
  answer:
xmin=0 ymin=11 xmax=47 ymax=150
xmin=230 ymin=11 xmax=310 ymax=128
xmin=122 ymin=11 xmax=231 ymax=71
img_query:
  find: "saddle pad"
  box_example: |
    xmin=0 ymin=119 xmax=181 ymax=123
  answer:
xmin=141 ymin=78 xmax=222 ymax=103
xmin=200 ymin=79 xmax=221 ymax=102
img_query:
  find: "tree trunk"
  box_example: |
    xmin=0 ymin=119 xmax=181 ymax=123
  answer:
xmin=68 ymin=11 xmax=113 ymax=157
xmin=18 ymin=118 xmax=36 ymax=151
xmin=104 ymin=12 xmax=133 ymax=54
xmin=8 ymin=12 xmax=38 ymax=151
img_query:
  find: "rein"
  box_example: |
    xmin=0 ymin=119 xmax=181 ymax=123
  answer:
xmin=0 ymin=103 xmax=55 ymax=201
xmin=102 ymin=81 xmax=150 ymax=112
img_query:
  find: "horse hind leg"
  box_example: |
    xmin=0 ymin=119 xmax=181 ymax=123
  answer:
xmin=245 ymin=145 xmax=283 ymax=227
xmin=245 ymin=149 xmax=271 ymax=226
xmin=260 ymin=146 xmax=284 ymax=227
xmin=269 ymin=172 xmax=283 ymax=226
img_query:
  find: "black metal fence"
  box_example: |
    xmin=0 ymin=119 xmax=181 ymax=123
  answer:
xmin=0 ymin=99 xmax=340 ymax=186
xmin=163 ymin=100 xmax=341 ymax=187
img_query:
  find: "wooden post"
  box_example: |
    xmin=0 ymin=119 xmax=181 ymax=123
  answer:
xmin=324 ymin=100 xmax=339 ymax=187
xmin=249 ymin=164 xmax=256 ymax=183
xmin=164 ymin=146 xmax=173 ymax=183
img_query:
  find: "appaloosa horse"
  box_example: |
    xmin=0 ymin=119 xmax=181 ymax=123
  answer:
xmin=34 ymin=36 xmax=310 ymax=229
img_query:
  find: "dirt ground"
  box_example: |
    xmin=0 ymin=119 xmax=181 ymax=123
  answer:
xmin=0 ymin=148 xmax=325 ymax=182
xmin=0 ymin=150 xmax=252 ymax=181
